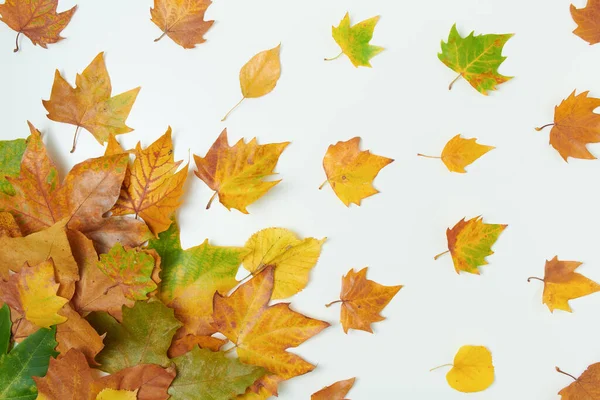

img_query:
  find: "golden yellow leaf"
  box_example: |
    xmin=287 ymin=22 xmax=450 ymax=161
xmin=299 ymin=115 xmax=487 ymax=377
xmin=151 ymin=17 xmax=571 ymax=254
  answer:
xmin=418 ymin=134 xmax=494 ymax=173
xmin=194 ymin=129 xmax=289 ymax=213
xmin=96 ymin=388 xmax=138 ymax=400
xmin=222 ymin=45 xmax=281 ymax=121
xmin=431 ymin=345 xmax=494 ymax=393
xmin=320 ymin=137 xmax=393 ymax=206
xmin=243 ymin=228 xmax=326 ymax=299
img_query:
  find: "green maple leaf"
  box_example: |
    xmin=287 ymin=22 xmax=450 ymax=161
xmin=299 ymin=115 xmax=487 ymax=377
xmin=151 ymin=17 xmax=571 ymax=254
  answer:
xmin=168 ymin=347 xmax=265 ymax=400
xmin=438 ymin=24 xmax=513 ymax=95
xmin=0 ymin=136 xmax=27 ymax=196
xmin=328 ymin=12 xmax=383 ymax=67
xmin=0 ymin=314 xmax=58 ymax=400
xmin=87 ymin=300 xmax=182 ymax=373
xmin=97 ymin=243 xmax=158 ymax=301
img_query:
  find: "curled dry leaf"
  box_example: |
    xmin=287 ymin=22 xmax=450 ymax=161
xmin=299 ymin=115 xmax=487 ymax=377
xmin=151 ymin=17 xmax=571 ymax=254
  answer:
xmin=151 ymin=0 xmax=214 ymax=48
xmin=571 ymin=0 xmax=600 ymax=45
xmin=557 ymin=363 xmax=600 ymax=399
xmin=243 ymin=227 xmax=326 ymax=299
xmin=327 ymin=12 xmax=383 ymax=67
xmin=435 ymin=216 xmax=507 ymax=275
xmin=528 ymin=256 xmax=600 ymax=313
xmin=438 ymin=24 xmax=513 ymax=94
xmin=326 ymin=267 xmax=401 ymax=333
xmin=418 ymin=134 xmax=494 ymax=173
xmin=320 ymin=137 xmax=393 ymax=206
xmin=42 ymin=52 xmax=140 ymax=152
xmin=222 ymin=45 xmax=281 ymax=120
xmin=194 ymin=129 xmax=289 ymax=213
xmin=311 ymin=377 xmax=356 ymax=400
xmin=536 ymin=90 xmax=600 ymax=161
xmin=431 ymin=345 xmax=494 ymax=393
xmin=0 ymin=0 xmax=76 ymax=52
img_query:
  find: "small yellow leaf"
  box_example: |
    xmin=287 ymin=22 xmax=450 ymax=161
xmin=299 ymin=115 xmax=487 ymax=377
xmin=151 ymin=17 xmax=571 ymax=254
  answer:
xmin=96 ymin=388 xmax=138 ymax=400
xmin=442 ymin=135 xmax=494 ymax=173
xmin=433 ymin=345 xmax=494 ymax=393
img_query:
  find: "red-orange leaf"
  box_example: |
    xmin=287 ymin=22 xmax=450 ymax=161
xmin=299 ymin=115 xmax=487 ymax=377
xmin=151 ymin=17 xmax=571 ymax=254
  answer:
xmin=311 ymin=378 xmax=356 ymax=400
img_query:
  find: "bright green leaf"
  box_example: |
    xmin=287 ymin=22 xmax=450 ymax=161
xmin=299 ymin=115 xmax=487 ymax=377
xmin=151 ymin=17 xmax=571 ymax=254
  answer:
xmin=329 ymin=12 xmax=383 ymax=67
xmin=0 ymin=304 xmax=10 ymax=356
xmin=0 ymin=137 xmax=27 ymax=196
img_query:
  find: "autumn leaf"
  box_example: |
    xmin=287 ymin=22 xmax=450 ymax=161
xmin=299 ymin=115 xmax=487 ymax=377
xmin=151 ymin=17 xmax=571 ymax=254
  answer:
xmin=194 ymin=129 xmax=289 ymax=213
xmin=326 ymin=13 xmax=383 ymax=67
xmin=528 ymin=256 xmax=600 ymax=312
xmin=536 ymin=90 xmax=600 ymax=161
xmin=571 ymin=0 xmax=600 ymax=45
xmin=557 ymin=363 xmax=600 ymax=398
xmin=96 ymin=389 xmax=138 ymax=400
xmin=236 ymin=375 xmax=283 ymax=400
xmin=42 ymin=52 xmax=140 ymax=152
xmin=438 ymin=24 xmax=513 ymax=94
xmin=326 ymin=267 xmax=401 ymax=333
xmin=0 ymin=324 xmax=57 ymax=400
xmin=418 ymin=135 xmax=494 ymax=173
xmin=0 ymin=304 xmax=10 ymax=355
xmin=87 ymin=300 xmax=182 ymax=374
xmin=148 ymin=219 xmax=246 ymax=352
xmin=111 ymin=128 xmax=188 ymax=236
xmin=168 ymin=347 xmax=265 ymax=400
xmin=320 ymin=137 xmax=393 ymax=206
xmin=34 ymin=349 xmax=95 ymax=400
xmin=222 ymin=45 xmax=281 ymax=121
xmin=0 ymin=137 xmax=26 ymax=195
xmin=311 ymin=378 xmax=356 ymax=400
xmin=55 ymin=304 xmax=105 ymax=365
xmin=431 ymin=345 xmax=494 ymax=393
xmin=151 ymin=0 xmax=214 ymax=49
xmin=243 ymin=227 xmax=326 ymax=299
xmin=435 ymin=216 xmax=507 ymax=274
xmin=0 ymin=211 xmax=21 ymax=238
xmin=0 ymin=0 xmax=76 ymax=52
xmin=93 ymin=364 xmax=175 ymax=400
xmin=212 ymin=266 xmax=329 ymax=379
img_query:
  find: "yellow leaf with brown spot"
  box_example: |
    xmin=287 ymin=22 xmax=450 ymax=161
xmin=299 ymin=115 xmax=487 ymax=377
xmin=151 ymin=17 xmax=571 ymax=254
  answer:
xmin=213 ymin=266 xmax=329 ymax=380
xmin=328 ymin=267 xmax=401 ymax=333
xmin=311 ymin=377 xmax=356 ymax=400
xmin=151 ymin=0 xmax=214 ymax=49
xmin=321 ymin=137 xmax=393 ymax=206
xmin=243 ymin=228 xmax=326 ymax=299
xmin=432 ymin=345 xmax=494 ymax=393
xmin=418 ymin=135 xmax=494 ymax=173
xmin=194 ymin=129 xmax=289 ymax=213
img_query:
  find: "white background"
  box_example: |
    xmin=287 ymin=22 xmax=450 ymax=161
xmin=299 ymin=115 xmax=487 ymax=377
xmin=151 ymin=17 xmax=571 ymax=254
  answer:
xmin=2 ymin=0 xmax=600 ymax=398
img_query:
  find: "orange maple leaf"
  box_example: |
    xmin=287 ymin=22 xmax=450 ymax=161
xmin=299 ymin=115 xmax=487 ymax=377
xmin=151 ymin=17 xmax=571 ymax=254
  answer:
xmin=212 ymin=266 xmax=329 ymax=380
xmin=571 ymin=0 xmax=600 ymax=45
xmin=151 ymin=0 xmax=214 ymax=49
xmin=311 ymin=378 xmax=356 ymax=400
xmin=536 ymin=90 xmax=600 ymax=161
xmin=326 ymin=267 xmax=401 ymax=333
xmin=0 ymin=0 xmax=76 ymax=52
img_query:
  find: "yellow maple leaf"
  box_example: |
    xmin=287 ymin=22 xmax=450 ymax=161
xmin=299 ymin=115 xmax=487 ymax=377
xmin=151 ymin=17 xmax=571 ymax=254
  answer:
xmin=431 ymin=345 xmax=494 ymax=393
xmin=112 ymin=128 xmax=188 ymax=236
xmin=528 ymin=256 xmax=600 ymax=312
xmin=193 ymin=129 xmax=289 ymax=213
xmin=243 ymin=228 xmax=326 ymax=299
xmin=96 ymin=389 xmax=138 ymax=400
xmin=418 ymin=134 xmax=494 ymax=173
xmin=320 ymin=137 xmax=393 ymax=206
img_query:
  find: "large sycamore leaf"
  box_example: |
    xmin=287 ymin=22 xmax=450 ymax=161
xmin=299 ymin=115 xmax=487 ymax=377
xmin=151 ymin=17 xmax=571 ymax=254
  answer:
xmin=311 ymin=378 xmax=356 ymax=400
xmin=0 ymin=0 xmax=76 ymax=52
xmin=536 ymin=90 xmax=600 ymax=162
xmin=418 ymin=135 xmax=494 ymax=173
xmin=320 ymin=137 xmax=393 ymax=206
xmin=438 ymin=24 xmax=513 ymax=95
xmin=112 ymin=128 xmax=188 ymax=236
xmin=42 ymin=52 xmax=140 ymax=152
xmin=168 ymin=347 xmax=265 ymax=400
xmin=151 ymin=0 xmax=214 ymax=49
xmin=194 ymin=129 xmax=289 ymax=213
xmin=557 ymin=363 xmax=600 ymax=399
xmin=431 ymin=345 xmax=494 ymax=393
xmin=328 ymin=12 xmax=383 ymax=67
xmin=571 ymin=0 xmax=600 ymax=45
xmin=213 ymin=266 xmax=330 ymax=379
xmin=528 ymin=256 xmax=600 ymax=313
xmin=87 ymin=300 xmax=182 ymax=374
xmin=243 ymin=228 xmax=326 ymax=299
xmin=435 ymin=216 xmax=507 ymax=275
xmin=148 ymin=219 xmax=246 ymax=350
xmin=0 ymin=326 xmax=58 ymax=400
xmin=326 ymin=267 xmax=401 ymax=333
xmin=0 ymin=137 xmax=26 ymax=195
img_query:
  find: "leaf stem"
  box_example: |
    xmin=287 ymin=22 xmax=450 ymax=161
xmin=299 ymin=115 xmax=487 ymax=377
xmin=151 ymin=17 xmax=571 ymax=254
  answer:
xmin=318 ymin=179 xmax=328 ymax=190
xmin=556 ymin=367 xmax=577 ymax=381
xmin=535 ymin=123 xmax=555 ymax=131
xmin=325 ymin=299 xmax=342 ymax=308
xmin=527 ymin=276 xmax=544 ymax=283
xmin=154 ymin=31 xmax=167 ymax=42
xmin=417 ymin=153 xmax=441 ymax=159
xmin=430 ymin=363 xmax=453 ymax=372
xmin=70 ymin=126 xmax=81 ymax=153
xmin=433 ymin=250 xmax=450 ymax=260
xmin=13 ymin=32 xmax=21 ymax=53
xmin=221 ymin=98 xmax=245 ymax=121
xmin=206 ymin=192 xmax=218 ymax=209
xmin=448 ymin=74 xmax=462 ymax=90
xmin=324 ymin=52 xmax=343 ymax=62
